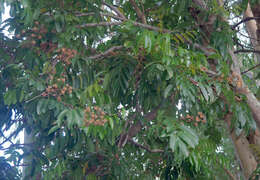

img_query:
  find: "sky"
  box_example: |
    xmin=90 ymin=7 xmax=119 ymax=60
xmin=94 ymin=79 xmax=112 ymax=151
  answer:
xmin=0 ymin=5 xmax=24 ymax=168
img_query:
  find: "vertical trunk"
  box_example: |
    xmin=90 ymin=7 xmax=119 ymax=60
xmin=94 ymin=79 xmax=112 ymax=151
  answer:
xmin=22 ymin=129 xmax=33 ymax=180
xmin=244 ymin=3 xmax=260 ymax=87
xmin=244 ymin=3 xmax=260 ymax=61
xmin=225 ymin=113 xmax=258 ymax=179
xmin=191 ymin=0 xmax=259 ymax=178
xmin=230 ymin=132 xmax=257 ymax=179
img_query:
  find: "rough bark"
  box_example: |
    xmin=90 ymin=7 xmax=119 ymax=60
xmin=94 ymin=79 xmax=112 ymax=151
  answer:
xmin=225 ymin=113 xmax=257 ymax=180
xmin=230 ymin=133 xmax=257 ymax=179
xmin=244 ymin=3 xmax=260 ymax=53
xmin=251 ymin=2 xmax=260 ymax=46
xmin=191 ymin=1 xmax=259 ymax=178
xmin=22 ymin=130 xmax=34 ymax=180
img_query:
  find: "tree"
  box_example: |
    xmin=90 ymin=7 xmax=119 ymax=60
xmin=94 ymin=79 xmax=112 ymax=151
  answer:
xmin=0 ymin=0 xmax=260 ymax=179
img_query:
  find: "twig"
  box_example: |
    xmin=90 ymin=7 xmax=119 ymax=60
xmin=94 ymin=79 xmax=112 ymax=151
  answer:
xmin=0 ymin=131 xmax=14 ymax=145
xmin=241 ymin=63 xmax=260 ymax=74
xmin=75 ymin=12 xmax=125 ymax=21
xmin=79 ymin=20 xmax=172 ymax=33
xmin=88 ymin=45 xmax=124 ymax=60
xmin=128 ymin=139 xmax=164 ymax=153
xmin=129 ymin=0 xmax=147 ymax=24
xmin=234 ymin=49 xmax=260 ymax=54
xmin=102 ymin=1 xmax=126 ymax=19
xmin=0 ymin=130 xmax=18 ymax=147
xmin=232 ymin=17 xmax=260 ymax=29
xmin=79 ymin=21 xmax=122 ymax=28
xmin=25 ymin=94 xmax=42 ymax=103
xmin=117 ymin=113 xmax=137 ymax=148
xmin=216 ymin=158 xmax=236 ymax=180
xmin=0 ymin=143 xmax=33 ymax=150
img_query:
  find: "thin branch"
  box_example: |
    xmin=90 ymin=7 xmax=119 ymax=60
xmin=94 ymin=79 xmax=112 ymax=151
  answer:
xmin=0 ymin=130 xmax=14 ymax=145
xmin=232 ymin=17 xmax=260 ymax=29
xmin=216 ymin=158 xmax=237 ymax=180
xmin=234 ymin=49 xmax=260 ymax=54
xmin=0 ymin=143 xmax=33 ymax=150
xmin=241 ymin=63 xmax=260 ymax=74
xmin=117 ymin=113 xmax=137 ymax=148
xmin=237 ymin=31 xmax=260 ymax=41
xmin=88 ymin=45 xmax=124 ymax=60
xmin=79 ymin=20 xmax=172 ymax=33
xmin=102 ymin=1 xmax=126 ymax=20
xmin=25 ymin=94 xmax=42 ymax=103
xmin=75 ymin=12 xmax=125 ymax=21
xmin=129 ymin=0 xmax=147 ymax=24
xmin=78 ymin=21 xmax=122 ymax=28
xmin=128 ymin=139 xmax=164 ymax=153
xmin=0 ymin=130 xmax=18 ymax=147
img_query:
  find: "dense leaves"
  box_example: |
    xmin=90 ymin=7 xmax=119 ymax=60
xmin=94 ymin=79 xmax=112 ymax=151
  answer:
xmin=0 ymin=0 xmax=259 ymax=179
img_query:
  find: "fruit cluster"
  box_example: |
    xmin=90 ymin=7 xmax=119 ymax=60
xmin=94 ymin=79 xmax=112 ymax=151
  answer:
xmin=17 ymin=21 xmax=77 ymax=66
xmin=16 ymin=21 xmax=48 ymax=48
xmin=42 ymin=73 xmax=73 ymax=102
xmin=184 ymin=112 xmax=207 ymax=126
xmin=84 ymin=106 xmax=108 ymax=126
xmin=56 ymin=48 xmax=77 ymax=65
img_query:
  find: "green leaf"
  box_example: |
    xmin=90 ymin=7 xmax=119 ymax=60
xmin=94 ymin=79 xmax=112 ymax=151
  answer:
xmin=144 ymin=32 xmax=152 ymax=53
xmin=166 ymin=66 xmax=173 ymax=80
xmin=109 ymin=117 xmax=114 ymax=129
xmin=4 ymin=90 xmax=17 ymax=105
xmin=178 ymin=139 xmax=189 ymax=157
xmin=179 ymin=125 xmax=198 ymax=142
xmin=179 ymin=131 xmax=196 ymax=148
xmin=37 ymin=99 xmax=44 ymax=115
xmin=156 ymin=64 xmax=165 ymax=71
xmin=198 ymin=83 xmax=209 ymax=102
xmin=48 ymin=125 xmax=59 ymax=135
xmin=56 ymin=109 xmax=69 ymax=126
xmin=164 ymin=84 xmax=173 ymax=98
xmin=170 ymin=133 xmax=178 ymax=151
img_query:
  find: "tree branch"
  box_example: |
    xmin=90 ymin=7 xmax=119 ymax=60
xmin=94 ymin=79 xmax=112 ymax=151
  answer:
xmin=0 ymin=130 xmax=17 ymax=147
xmin=241 ymin=63 xmax=260 ymax=74
xmin=234 ymin=49 xmax=260 ymax=54
xmin=79 ymin=21 xmax=122 ymax=28
xmin=129 ymin=0 xmax=147 ymax=24
xmin=102 ymin=1 xmax=126 ymax=20
xmin=128 ymin=139 xmax=164 ymax=153
xmin=79 ymin=20 xmax=172 ymax=33
xmin=232 ymin=17 xmax=260 ymax=30
xmin=88 ymin=45 xmax=124 ymax=60
xmin=216 ymin=158 xmax=237 ymax=180
xmin=75 ymin=12 xmax=125 ymax=21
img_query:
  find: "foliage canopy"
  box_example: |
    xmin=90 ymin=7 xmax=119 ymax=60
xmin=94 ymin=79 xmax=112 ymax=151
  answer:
xmin=0 ymin=0 xmax=259 ymax=179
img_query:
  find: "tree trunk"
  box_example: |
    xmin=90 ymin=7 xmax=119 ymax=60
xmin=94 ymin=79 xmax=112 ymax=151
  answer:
xmin=22 ymin=129 xmax=33 ymax=180
xmin=225 ymin=113 xmax=258 ymax=179
xmin=244 ymin=3 xmax=260 ymax=64
xmin=189 ymin=1 xmax=260 ymax=178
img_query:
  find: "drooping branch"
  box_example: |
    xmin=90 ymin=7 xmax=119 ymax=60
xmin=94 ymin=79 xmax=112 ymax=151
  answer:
xmin=241 ymin=63 xmax=260 ymax=74
xmin=78 ymin=21 xmax=122 ymax=28
xmin=79 ymin=20 xmax=172 ymax=33
xmin=129 ymin=0 xmax=147 ymax=24
xmin=75 ymin=12 xmax=125 ymax=21
xmin=192 ymin=0 xmax=260 ymax=131
xmin=102 ymin=1 xmax=126 ymax=19
xmin=118 ymin=101 xmax=164 ymax=148
xmin=232 ymin=17 xmax=260 ymax=30
xmin=229 ymin=49 xmax=260 ymax=129
xmin=234 ymin=49 xmax=260 ymax=54
xmin=88 ymin=45 xmax=124 ymax=60
xmin=0 ymin=130 xmax=14 ymax=146
xmin=215 ymin=158 xmax=237 ymax=180
xmin=128 ymin=139 xmax=164 ymax=153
